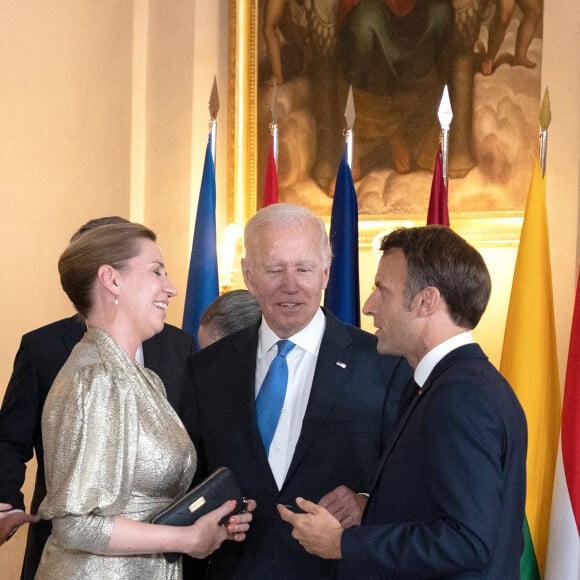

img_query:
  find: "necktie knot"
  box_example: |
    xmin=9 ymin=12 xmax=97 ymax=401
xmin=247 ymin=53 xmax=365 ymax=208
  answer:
xmin=396 ymin=377 xmax=421 ymax=422
xmin=276 ymin=339 xmax=295 ymax=358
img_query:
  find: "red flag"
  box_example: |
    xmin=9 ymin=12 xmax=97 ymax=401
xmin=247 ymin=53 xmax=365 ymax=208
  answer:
xmin=427 ymin=145 xmax=449 ymax=226
xmin=561 ymin=272 xmax=580 ymax=533
xmin=561 ymin=270 xmax=580 ymax=533
xmin=262 ymin=136 xmax=279 ymax=207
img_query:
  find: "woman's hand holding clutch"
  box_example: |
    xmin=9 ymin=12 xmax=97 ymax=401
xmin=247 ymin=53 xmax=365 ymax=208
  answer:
xmin=185 ymin=498 xmax=256 ymax=559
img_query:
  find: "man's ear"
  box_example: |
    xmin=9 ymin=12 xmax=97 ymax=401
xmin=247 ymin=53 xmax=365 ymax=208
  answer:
xmin=416 ymin=286 xmax=441 ymax=317
xmin=321 ymin=263 xmax=330 ymax=290
xmin=241 ymin=258 xmax=255 ymax=295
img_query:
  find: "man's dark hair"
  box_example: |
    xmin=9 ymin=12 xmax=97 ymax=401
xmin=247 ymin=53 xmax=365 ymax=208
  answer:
xmin=380 ymin=226 xmax=491 ymax=329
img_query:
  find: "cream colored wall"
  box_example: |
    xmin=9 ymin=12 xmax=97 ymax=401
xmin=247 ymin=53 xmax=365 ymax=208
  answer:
xmin=541 ymin=0 xmax=580 ymax=383
xmin=0 ymin=0 xmax=578 ymax=576
xmin=141 ymin=0 xmax=229 ymax=328
xmin=0 ymin=1 xmax=133 ymax=365
xmin=0 ymin=2 xmax=134 ymax=575
xmin=0 ymin=1 xmax=227 ymax=574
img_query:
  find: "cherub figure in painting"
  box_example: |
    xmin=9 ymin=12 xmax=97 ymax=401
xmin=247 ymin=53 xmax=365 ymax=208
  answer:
xmin=480 ymin=0 xmax=542 ymax=76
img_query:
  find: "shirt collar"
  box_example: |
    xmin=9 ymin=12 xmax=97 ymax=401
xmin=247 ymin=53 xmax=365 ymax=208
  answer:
xmin=258 ymin=308 xmax=326 ymax=358
xmin=414 ymin=331 xmax=474 ymax=387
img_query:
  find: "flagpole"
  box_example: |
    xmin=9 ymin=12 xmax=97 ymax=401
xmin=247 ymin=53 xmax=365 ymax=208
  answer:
xmin=209 ymin=75 xmax=219 ymax=162
xmin=270 ymin=81 xmax=279 ymax=166
xmin=437 ymin=85 xmax=453 ymax=189
xmin=344 ymin=85 xmax=355 ymax=170
xmin=539 ymin=87 xmax=551 ymax=178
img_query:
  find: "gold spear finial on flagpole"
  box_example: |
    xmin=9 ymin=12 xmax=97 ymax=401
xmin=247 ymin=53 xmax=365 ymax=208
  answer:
xmin=437 ymin=85 xmax=453 ymax=189
xmin=344 ymin=85 xmax=355 ymax=170
xmin=209 ymin=75 xmax=220 ymax=163
xmin=270 ymin=80 xmax=279 ymax=167
xmin=539 ymin=87 xmax=551 ymax=178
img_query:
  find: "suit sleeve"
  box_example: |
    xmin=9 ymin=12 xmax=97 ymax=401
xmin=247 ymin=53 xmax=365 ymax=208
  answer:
xmin=0 ymin=338 xmax=41 ymax=509
xmin=40 ymin=366 xmax=140 ymax=553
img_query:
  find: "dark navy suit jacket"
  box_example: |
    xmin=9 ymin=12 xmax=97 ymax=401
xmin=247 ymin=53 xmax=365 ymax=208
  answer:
xmin=188 ymin=309 xmax=412 ymax=580
xmin=340 ymin=343 xmax=527 ymax=580
xmin=0 ymin=316 xmax=196 ymax=579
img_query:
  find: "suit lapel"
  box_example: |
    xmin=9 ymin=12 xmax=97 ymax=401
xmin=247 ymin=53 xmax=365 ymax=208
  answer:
xmin=367 ymin=343 xmax=488 ymax=494
xmin=283 ymin=312 xmax=353 ymax=486
xmin=225 ymin=326 xmax=277 ymax=472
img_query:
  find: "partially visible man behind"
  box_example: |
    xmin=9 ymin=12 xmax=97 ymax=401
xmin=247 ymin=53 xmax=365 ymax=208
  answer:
xmin=188 ymin=203 xmax=411 ymax=579
xmin=0 ymin=217 xmax=197 ymax=579
xmin=279 ymin=225 xmax=528 ymax=579
xmin=198 ymin=289 xmax=261 ymax=349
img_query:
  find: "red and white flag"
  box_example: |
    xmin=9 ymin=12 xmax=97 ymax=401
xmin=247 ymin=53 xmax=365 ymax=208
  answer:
xmin=545 ymin=268 xmax=580 ymax=578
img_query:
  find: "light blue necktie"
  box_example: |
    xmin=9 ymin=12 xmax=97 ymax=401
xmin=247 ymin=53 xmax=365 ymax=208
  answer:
xmin=256 ymin=340 xmax=295 ymax=454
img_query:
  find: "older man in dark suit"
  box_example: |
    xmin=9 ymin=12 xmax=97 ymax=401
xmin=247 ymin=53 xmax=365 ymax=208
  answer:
xmin=280 ymin=225 xmax=528 ymax=579
xmin=188 ymin=203 xmax=411 ymax=580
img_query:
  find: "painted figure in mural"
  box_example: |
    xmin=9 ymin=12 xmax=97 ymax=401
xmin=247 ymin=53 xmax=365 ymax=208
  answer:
xmin=337 ymin=0 xmax=454 ymax=176
xmin=447 ymin=0 xmax=493 ymax=177
xmin=260 ymin=0 xmax=540 ymax=204
xmin=260 ymin=0 xmax=486 ymax=184
xmin=263 ymin=0 xmax=309 ymax=86
xmin=480 ymin=0 xmax=542 ymax=76
xmin=262 ymin=0 xmax=345 ymax=191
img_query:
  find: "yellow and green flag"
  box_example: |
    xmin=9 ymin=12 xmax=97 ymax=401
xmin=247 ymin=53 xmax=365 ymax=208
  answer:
xmin=500 ymin=160 xmax=561 ymax=578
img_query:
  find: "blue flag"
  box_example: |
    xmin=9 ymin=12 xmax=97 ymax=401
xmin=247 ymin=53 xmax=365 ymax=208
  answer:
xmin=182 ymin=134 xmax=219 ymax=347
xmin=324 ymin=149 xmax=360 ymax=326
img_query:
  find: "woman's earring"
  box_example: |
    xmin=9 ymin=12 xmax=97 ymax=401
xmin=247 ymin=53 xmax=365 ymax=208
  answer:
xmin=114 ymin=295 xmax=119 ymax=306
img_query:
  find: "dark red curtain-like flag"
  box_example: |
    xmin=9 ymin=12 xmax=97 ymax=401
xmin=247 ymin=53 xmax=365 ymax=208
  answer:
xmin=262 ymin=136 xmax=279 ymax=207
xmin=427 ymin=145 xmax=449 ymax=226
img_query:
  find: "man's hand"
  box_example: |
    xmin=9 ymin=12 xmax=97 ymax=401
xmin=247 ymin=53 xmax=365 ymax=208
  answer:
xmin=277 ymin=497 xmax=343 ymax=559
xmin=0 ymin=504 xmax=41 ymax=545
xmin=318 ymin=485 xmax=367 ymax=528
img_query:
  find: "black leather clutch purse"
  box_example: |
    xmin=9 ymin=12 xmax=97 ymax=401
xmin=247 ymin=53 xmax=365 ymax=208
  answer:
xmin=152 ymin=466 xmax=246 ymax=563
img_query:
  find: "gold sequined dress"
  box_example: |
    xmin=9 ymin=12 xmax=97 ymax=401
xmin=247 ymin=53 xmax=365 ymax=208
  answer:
xmin=35 ymin=327 xmax=196 ymax=579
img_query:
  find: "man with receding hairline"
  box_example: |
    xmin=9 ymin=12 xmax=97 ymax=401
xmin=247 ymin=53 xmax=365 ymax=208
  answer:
xmin=188 ymin=203 xmax=411 ymax=580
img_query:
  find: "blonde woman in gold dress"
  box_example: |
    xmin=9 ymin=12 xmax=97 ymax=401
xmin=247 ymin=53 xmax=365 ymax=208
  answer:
xmin=35 ymin=222 xmax=254 ymax=579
